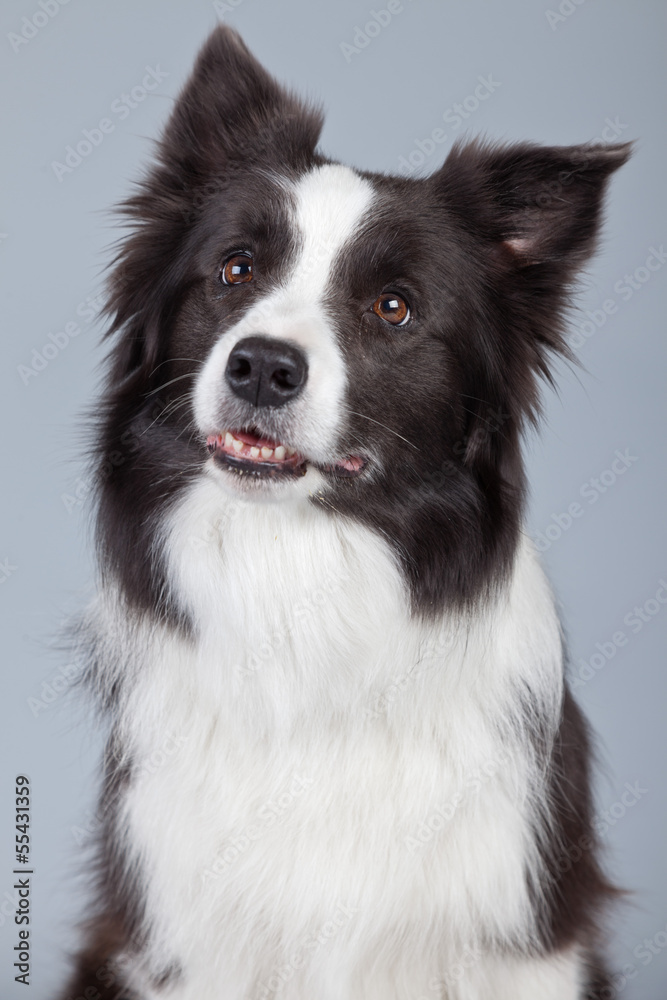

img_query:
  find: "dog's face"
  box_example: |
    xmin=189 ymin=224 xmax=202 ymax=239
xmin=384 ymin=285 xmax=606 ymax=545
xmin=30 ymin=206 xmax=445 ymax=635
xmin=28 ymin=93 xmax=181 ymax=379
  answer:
xmin=182 ymin=160 xmax=479 ymax=501
xmin=100 ymin=27 xmax=628 ymax=615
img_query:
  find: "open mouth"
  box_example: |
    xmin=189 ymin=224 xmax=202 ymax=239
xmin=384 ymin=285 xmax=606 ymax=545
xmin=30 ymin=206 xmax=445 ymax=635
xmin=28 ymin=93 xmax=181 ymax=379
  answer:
xmin=206 ymin=429 xmax=366 ymax=479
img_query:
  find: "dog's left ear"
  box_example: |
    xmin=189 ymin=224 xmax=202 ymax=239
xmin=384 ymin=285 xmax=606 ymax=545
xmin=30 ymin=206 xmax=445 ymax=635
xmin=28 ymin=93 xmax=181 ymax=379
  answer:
xmin=434 ymin=139 xmax=631 ymax=273
xmin=432 ymin=140 xmax=631 ymax=462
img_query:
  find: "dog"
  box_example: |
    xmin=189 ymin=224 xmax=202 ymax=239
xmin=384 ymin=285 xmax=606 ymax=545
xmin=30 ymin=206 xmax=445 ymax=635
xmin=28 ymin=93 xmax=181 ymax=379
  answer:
xmin=61 ymin=25 xmax=630 ymax=1000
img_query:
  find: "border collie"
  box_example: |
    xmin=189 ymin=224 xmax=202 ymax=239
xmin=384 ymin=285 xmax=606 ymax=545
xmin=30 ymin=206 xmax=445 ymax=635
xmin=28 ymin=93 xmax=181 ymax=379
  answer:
xmin=61 ymin=25 xmax=630 ymax=1000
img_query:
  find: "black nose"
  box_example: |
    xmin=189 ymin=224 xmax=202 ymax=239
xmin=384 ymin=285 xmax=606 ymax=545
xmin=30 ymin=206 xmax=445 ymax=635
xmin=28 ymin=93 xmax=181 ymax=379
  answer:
xmin=225 ymin=336 xmax=308 ymax=408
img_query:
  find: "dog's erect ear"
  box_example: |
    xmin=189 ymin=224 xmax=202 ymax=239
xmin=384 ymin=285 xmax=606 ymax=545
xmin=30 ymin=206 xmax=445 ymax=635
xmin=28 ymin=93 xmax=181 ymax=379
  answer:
xmin=431 ymin=140 xmax=630 ymax=460
xmin=158 ymin=26 xmax=323 ymax=185
xmin=434 ymin=139 xmax=631 ymax=270
xmin=104 ymin=28 xmax=322 ymax=382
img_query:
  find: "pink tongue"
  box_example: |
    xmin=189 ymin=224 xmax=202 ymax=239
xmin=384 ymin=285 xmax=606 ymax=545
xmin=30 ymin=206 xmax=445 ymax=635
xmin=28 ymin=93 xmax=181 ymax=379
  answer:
xmin=233 ymin=431 xmax=278 ymax=449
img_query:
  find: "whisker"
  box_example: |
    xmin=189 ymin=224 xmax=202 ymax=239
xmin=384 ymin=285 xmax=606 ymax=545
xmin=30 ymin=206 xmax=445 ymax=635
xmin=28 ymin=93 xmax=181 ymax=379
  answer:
xmin=343 ymin=407 xmax=420 ymax=451
xmin=147 ymin=358 xmax=205 ymax=378
xmin=458 ymin=405 xmax=498 ymax=428
xmin=148 ymin=373 xmax=197 ymax=395
xmin=174 ymin=419 xmax=202 ymax=443
xmin=459 ymin=393 xmax=494 ymax=406
xmin=157 ymin=394 xmax=194 ymax=419
xmin=141 ymin=392 xmax=193 ymax=434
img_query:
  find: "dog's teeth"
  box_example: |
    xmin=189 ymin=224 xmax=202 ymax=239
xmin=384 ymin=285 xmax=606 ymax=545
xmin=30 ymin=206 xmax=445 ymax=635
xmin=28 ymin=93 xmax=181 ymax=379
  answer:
xmin=261 ymin=446 xmax=273 ymax=459
xmin=250 ymin=447 xmax=260 ymax=458
xmin=224 ymin=432 xmax=234 ymax=448
xmin=285 ymin=446 xmax=296 ymax=457
xmin=274 ymin=445 xmax=286 ymax=460
xmin=232 ymin=438 xmax=243 ymax=453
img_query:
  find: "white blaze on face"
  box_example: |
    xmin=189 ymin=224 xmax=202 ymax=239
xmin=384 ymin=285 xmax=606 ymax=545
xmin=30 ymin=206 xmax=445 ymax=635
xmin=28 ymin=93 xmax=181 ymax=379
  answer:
xmin=193 ymin=164 xmax=375 ymax=464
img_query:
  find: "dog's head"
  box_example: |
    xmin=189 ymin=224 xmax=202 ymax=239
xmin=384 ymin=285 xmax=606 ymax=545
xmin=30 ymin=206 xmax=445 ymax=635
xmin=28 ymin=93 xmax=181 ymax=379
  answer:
xmin=99 ymin=27 xmax=629 ymax=614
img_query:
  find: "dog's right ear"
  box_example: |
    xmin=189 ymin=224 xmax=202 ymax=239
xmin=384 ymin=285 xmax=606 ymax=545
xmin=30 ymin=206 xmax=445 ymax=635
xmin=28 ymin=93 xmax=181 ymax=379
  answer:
xmin=104 ymin=28 xmax=322 ymax=382
xmin=158 ymin=27 xmax=323 ymax=188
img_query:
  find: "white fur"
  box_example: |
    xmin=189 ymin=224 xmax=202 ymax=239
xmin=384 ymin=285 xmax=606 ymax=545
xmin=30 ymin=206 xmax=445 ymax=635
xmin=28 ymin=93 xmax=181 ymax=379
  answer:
xmin=447 ymin=947 xmax=583 ymax=999
xmin=193 ymin=164 xmax=375 ymax=471
xmin=88 ymin=464 xmax=579 ymax=998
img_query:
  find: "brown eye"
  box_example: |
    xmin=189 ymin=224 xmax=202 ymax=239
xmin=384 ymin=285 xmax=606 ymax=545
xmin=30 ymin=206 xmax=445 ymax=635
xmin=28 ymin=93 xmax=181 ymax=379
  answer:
xmin=221 ymin=252 xmax=253 ymax=285
xmin=371 ymin=292 xmax=410 ymax=326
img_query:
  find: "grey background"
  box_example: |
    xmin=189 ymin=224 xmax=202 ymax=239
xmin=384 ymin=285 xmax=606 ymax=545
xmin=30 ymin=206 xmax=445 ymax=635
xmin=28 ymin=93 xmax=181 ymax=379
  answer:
xmin=1 ymin=0 xmax=665 ymax=996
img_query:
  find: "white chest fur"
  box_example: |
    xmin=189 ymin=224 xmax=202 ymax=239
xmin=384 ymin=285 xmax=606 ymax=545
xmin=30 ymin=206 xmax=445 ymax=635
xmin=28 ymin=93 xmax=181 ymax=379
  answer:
xmin=102 ymin=476 xmax=566 ymax=999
